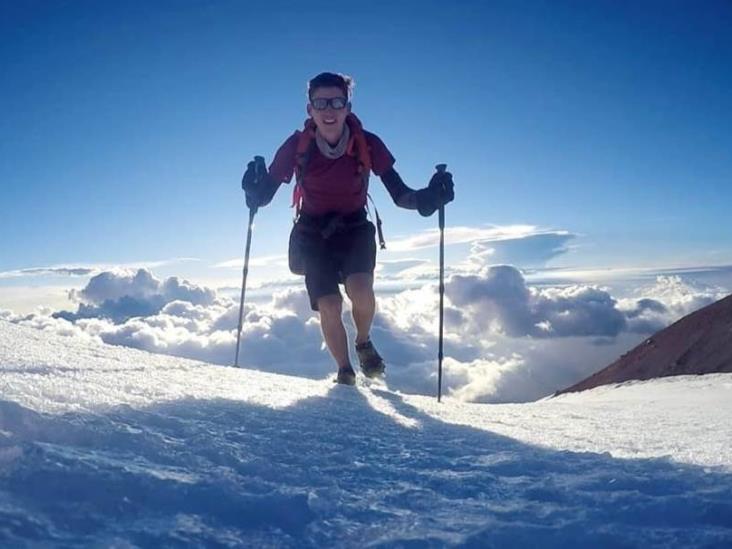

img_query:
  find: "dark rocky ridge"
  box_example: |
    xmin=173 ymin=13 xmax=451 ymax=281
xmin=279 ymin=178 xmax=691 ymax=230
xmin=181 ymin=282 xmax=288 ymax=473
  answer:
xmin=557 ymin=293 xmax=732 ymax=395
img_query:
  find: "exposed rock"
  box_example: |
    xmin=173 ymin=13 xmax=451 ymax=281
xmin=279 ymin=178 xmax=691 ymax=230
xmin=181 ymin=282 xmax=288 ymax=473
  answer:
xmin=557 ymin=293 xmax=732 ymax=394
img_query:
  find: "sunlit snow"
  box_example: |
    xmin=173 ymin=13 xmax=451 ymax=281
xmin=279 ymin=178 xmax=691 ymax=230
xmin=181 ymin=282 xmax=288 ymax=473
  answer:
xmin=1 ymin=320 xmax=730 ymax=547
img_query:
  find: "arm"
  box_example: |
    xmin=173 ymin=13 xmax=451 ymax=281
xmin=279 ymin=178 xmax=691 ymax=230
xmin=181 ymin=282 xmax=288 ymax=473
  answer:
xmin=380 ymin=167 xmax=454 ymax=216
xmin=242 ymin=158 xmax=281 ymax=208
xmin=380 ymin=167 xmax=418 ymax=209
xmin=242 ymin=167 xmax=282 ymax=208
xmin=242 ymin=134 xmax=297 ymax=208
xmin=256 ymin=174 xmax=282 ymax=207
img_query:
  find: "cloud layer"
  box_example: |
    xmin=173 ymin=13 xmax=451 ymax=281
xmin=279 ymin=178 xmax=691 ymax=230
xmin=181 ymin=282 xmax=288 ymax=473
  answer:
xmin=55 ymin=270 xmax=216 ymax=324
xmin=3 ymin=266 xmax=727 ymax=404
xmin=448 ymin=266 xmax=629 ymax=338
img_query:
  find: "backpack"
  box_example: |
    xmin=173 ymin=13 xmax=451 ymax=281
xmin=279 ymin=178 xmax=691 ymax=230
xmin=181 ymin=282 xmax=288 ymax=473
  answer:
xmin=291 ymin=113 xmax=385 ymax=249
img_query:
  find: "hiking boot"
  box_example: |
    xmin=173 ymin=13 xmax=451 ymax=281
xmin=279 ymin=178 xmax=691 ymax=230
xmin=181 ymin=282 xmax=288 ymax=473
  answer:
xmin=355 ymin=339 xmax=385 ymax=378
xmin=335 ymin=365 xmax=357 ymax=385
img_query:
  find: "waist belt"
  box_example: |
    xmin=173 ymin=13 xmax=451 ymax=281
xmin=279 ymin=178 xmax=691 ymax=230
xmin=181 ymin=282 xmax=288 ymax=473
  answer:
xmin=297 ymin=209 xmax=368 ymax=239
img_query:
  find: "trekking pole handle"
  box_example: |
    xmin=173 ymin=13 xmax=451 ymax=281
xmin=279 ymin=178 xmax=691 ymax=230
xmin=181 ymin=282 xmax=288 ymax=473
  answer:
xmin=249 ymin=155 xmax=266 ymax=215
xmin=253 ymin=155 xmax=266 ymax=177
xmin=434 ymin=163 xmax=447 ymax=229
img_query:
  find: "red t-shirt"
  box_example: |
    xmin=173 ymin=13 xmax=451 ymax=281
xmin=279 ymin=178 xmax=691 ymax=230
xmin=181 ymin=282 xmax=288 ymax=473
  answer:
xmin=268 ymin=129 xmax=395 ymax=216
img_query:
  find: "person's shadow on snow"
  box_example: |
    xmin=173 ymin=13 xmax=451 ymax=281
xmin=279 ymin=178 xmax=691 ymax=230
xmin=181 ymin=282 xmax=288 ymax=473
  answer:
xmin=1 ymin=383 xmax=731 ymax=548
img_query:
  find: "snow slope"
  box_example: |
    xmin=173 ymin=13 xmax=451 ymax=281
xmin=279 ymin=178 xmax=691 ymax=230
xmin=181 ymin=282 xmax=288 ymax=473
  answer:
xmin=1 ymin=320 xmax=731 ymax=547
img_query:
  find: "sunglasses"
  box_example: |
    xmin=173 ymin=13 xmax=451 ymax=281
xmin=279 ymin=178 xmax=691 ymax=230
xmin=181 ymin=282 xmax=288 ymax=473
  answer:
xmin=310 ymin=96 xmax=348 ymax=111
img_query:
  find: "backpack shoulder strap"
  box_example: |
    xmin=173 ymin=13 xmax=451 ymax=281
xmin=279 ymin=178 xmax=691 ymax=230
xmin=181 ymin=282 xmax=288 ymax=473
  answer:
xmin=292 ymin=125 xmax=317 ymax=219
xmin=366 ymin=193 xmax=386 ymax=250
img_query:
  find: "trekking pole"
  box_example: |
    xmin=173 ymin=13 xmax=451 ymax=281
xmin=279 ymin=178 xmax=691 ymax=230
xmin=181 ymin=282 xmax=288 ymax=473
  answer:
xmin=234 ymin=156 xmax=264 ymax=367
xmin=435 ymin=163 xmax=447 ymax=402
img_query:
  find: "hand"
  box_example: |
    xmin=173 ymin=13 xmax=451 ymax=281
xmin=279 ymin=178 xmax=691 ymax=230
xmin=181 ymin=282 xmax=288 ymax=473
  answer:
xmin=428 ymin=170 xmax=455 ymax=202
xmin=241 ymin=156 xmax=267 ymax=209
xmin=416 ymin=171 xmax=455 ymax=216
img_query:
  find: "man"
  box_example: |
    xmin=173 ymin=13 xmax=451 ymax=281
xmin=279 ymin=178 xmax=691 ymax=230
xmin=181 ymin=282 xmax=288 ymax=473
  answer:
xmin=242 ymin=72 xmax=454 ymax=385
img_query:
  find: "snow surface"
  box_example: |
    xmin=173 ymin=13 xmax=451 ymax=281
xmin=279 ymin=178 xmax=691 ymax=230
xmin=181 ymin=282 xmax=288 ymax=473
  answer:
xmin=1 ymin=320 xmax=731 ymax=547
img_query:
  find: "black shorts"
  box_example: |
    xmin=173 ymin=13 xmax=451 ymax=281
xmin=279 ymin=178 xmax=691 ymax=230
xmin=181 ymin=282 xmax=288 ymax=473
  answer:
xmin=295 ymin=212 xmax=377 ymax=311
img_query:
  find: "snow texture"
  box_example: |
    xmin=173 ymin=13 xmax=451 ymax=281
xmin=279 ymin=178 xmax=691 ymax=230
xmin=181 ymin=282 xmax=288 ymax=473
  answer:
xmin=1 ymin=320 xmax=731 ymax=547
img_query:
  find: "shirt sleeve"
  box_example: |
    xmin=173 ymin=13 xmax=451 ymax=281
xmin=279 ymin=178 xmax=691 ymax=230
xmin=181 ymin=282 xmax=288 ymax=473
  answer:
xmin=268 ymin=132 xmax=299 ymax=184
xmin=380 ymin=167 xmax=418 ymax=208
xmin=365 ymin=131 xmax=396 ymax=177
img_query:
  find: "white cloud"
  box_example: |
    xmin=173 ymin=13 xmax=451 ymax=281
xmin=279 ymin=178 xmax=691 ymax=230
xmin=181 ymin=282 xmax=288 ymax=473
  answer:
xmin=4 ymin=265 xmax=728 ymax=404
xmin=56 ymin=269 xmax=217 ymax=324
xmin=375 ymin=259 xmax=432 ymax=278
xmin=212 ymin=255 xmax=287 ymax=269
xmin=637 ymin=275 xmax=726 ymax=316
xmin=447 ymin=265 xmax=631 ymax=338
xmin=616 ymin=275 xmax=728 ymax=334
xmin=524 ymin=264 xmax=732 ymax=286
xmin=445 ymin=355 xmax=529 ymax=403
xmin=373 ymin=226 xmax=576 ymax=288
xmin=439 ymin=333 xmax=648 ymax=403
xmin=1 ymin=309 xmax=98 ymax=342
xmin=0 ymin=267 xmax=96 ymax=279
xmin=387 ymin=225 xmax=573 ymax=253
xmin=0 ymin=259 xmax=198 ymax=280
xmin=71 ymin=269 xmax=214 ymax=306
xmin=271 ymin=287 xmax=319 ymax=321
xmin=464 ymin=232 xmax=574 ymax=270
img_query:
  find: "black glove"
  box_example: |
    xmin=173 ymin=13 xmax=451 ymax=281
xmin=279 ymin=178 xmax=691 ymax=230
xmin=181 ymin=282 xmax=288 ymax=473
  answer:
xmin=416 ymin=170 xmax=455 ymax=216
xmin=241 ymin=156 xmax=268 ymax=209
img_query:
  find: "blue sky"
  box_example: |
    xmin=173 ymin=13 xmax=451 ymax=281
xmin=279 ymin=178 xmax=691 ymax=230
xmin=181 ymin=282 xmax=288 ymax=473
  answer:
xmin=2 ymin=0 xmax=731 ymax=300
xmin=2 ymin=1 xmax=731 ymax=399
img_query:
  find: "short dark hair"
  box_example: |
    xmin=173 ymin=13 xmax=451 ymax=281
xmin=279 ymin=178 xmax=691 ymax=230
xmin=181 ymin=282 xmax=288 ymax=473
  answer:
xmin=307 ymin=72 xmax=354 ymax=101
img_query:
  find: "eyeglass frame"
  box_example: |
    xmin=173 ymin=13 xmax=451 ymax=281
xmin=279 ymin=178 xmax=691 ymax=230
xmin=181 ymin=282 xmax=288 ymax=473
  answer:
xmin=309 ymin=96 xmax=349 ymax=111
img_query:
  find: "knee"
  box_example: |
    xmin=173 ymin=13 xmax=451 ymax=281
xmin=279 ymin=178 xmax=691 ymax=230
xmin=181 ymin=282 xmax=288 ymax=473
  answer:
xmin=317 ymin=294 xmax=343 ymax=319
xmin=346 ymin=273 xmax=374 ymax=303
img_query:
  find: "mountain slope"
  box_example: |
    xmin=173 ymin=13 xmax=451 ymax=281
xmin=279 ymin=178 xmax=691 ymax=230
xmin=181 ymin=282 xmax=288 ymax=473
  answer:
xmin=1 ymin=320 xmax=731 ymax=547
xmin=558 ymin=293 xmax=732 ymax=395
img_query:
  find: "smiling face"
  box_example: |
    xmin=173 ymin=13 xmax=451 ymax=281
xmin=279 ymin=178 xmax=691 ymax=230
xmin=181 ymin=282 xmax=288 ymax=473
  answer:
xmin=307 ymin=86 xmax=351 ymax=145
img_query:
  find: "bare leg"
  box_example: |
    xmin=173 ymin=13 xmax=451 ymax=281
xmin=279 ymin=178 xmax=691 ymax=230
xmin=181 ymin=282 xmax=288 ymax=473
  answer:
xmin=317 ymin=293 xmax=351 ymax=369
xmin=345 ymin=273 xmax=375 ymax=345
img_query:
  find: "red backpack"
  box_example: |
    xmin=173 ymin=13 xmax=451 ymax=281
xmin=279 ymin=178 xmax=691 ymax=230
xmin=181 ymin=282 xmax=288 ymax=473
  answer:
xmin=290 ymin=113 xmax=385 ymax=249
